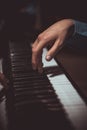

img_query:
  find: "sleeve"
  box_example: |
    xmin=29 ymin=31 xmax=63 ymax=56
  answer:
xmin=74 ymin=20 xmax=87 ymax=36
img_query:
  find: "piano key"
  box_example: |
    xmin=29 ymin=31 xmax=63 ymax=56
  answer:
xmin=14 ymin=84 xmax=53 ymax=90
xmin=10 ymin=51 xmax=31 ymax=57
xmin=13 ymin=75 xmax=48 ymax=82
xmin=13 ymin=81 xmax=50 ymax=88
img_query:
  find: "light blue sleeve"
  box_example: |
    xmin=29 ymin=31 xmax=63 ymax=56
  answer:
xmin=74 ymin=20 xmax=87 ymax=36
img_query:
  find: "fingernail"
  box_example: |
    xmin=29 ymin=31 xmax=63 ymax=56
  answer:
xmin=46 ymin=55 xmax=51 ymax=61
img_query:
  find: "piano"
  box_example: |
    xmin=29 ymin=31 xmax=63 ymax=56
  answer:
xmin=0 ymin=34 xmax=87 ymax=130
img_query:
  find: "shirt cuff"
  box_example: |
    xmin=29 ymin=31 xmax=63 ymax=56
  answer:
xmin=74 ymin=20 xmax=87 ymax=36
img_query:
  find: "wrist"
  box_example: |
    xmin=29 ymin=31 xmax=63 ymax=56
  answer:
xmin=65 ymin=19 xmax=75 ymax=38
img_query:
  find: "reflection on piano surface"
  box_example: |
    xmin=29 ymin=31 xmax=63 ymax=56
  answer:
xmin=0 ymin=38 xmax=87 ymax=130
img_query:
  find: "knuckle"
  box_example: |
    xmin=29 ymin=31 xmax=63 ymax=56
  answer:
xmin=32 ymin=44 xmax=35 ymax=48
xmin=32 ymin=47 xmax=38 ymax=54
xmin=37 ymin=33 xmax=43 ymax=41
xmin=38 ymin=33 xmax=47 ymax=42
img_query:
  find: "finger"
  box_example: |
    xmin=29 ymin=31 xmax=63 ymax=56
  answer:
xmin=33 ymin=32 xmax=53 ymax=51
xmin=0 ymin=73 xmax=9 ymax=89
xmin=32 ymin=39 xmax=38 ymax=48
xmin=32 ymin=32 xmax=54 ymax=70
xmin=32 ymin=39 xmax=39 ymax=70
xmin=32 ymin=39 xmax=41 ymax=70
xmin=32 ymin=39 xmax=46 ymax=70
xmin=32 ymin=33 xmax=45 ymax=49
xmin=32 ymin=46 xmax=43 ymax=70
xmin=46 ymin=39 xmax=62 ymax=61
xmin=32 ymin=50 xmax=39 ymax=70
xmin=37 ymin=52 xmax=43 ymax=73
xmin=38 ymin=61 xmax=43 ymax=73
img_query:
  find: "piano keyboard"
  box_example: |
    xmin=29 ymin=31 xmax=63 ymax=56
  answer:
xmin=0 ymin=40 xmax=87 ymax=130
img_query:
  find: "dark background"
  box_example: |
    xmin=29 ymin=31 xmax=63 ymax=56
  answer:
xmin=0 ymin=0 xmax=87 ymax=30
xmin=0 ymin=0 xmax=86 ymax=56
xmin=40 ymin=0 xmax=87 ymax=28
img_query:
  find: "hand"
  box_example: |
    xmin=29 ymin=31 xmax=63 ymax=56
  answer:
xmin=32 ymin=19 xmax=75 ymax=73
xmin=0 ymin=72 xmax=9 ymax=89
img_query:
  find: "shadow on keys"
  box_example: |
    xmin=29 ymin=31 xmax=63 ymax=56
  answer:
xmin=44 ymin=66 xmax=63 ymax=77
